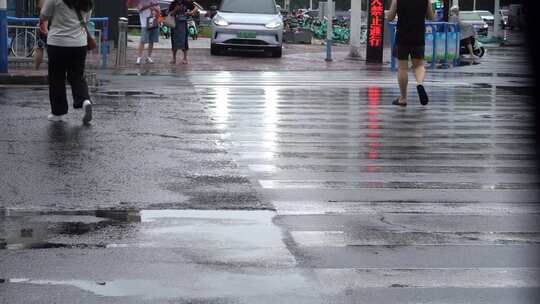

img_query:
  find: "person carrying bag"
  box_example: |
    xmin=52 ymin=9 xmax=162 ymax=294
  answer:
xmin=136 ymin=0 xmax=160 ymax=64
xmin=40 ymin=0 xmax=94 ymax=124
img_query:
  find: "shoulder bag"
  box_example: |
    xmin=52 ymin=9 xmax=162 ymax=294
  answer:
xmin=163 ymin=14 xmax=176 ymax=28
xmin=75 ymin=9 xmax=97 ymax=51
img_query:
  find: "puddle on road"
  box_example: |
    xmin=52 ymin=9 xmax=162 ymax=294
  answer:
xmin=1 ymin=271 xmax=311 ymax=299
xmin=0 ymin=209 xmax=141 ymax=250
xmin=0 ymin=209 xmax=280 ymax=251
xmin=0 ymin=209 xmax=304 ymax=300
xmin=94 ymin=90 xmax=163 ymax=98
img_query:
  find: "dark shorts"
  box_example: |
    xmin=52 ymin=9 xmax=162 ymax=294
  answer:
xmin=460 ymin=36 xmax=474 ymax=46
xmin=37 ymin=31 xmax=47 ymax=49
xmin=395 ymin=45 xmax=425 ymax=60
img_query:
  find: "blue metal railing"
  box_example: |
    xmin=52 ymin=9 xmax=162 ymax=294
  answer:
xmin=7 ymin=16 xmax=109 ymax=68
xmin=388 ymin=21 xmax=460 ymax=70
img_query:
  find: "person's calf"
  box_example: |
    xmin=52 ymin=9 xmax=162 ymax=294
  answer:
xmin=397 ymin=69 xmax=409 ymax=99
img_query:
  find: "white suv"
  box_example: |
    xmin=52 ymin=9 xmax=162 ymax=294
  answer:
xmin=210 ymin=0 xmax=283 ymax=57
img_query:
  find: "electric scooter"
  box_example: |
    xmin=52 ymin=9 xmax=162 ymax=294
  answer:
xmin=459 ymin=36 xmax=485 ymax=58
xmin=188 ymin=19 xmax=198 ymax=40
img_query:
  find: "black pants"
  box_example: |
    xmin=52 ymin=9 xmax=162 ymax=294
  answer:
xmin=47 ymin=45 xmax=90 ymax=115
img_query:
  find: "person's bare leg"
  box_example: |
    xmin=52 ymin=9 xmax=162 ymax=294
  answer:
xmin=34 ymin=48 xmax=44 ymax=70
xmin=397 ymin=59 xmax=409 ymax=104
xmin=181 ymin=49 xmax=188 ymax=64
xmin=138 ymin=42 xmax=145 ymax=58
xmin=148 ymin=42 xmax=154 ymax=58
xmin=411 ymin=58 xmax=426 ymax=85
xmin=171 ymin=49 xmax=177 ymax=64
xmin=466 ymin=43 xmax=479 ymax=62
xmin=467 ymin=43 xmax=475 ymax=57
xmin=412 ymin=58 xmax=429 ymax=105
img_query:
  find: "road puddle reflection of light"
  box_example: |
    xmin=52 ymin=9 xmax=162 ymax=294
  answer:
xmin=367 ymin=87 xmax=382 ymax=172
xmin=213 ymin=71 xmax=233 ymax=84
xmin=213 ymin=87 xmax=230 ymax=127
xmin=263 ymin=87 xmax=279 ymax=159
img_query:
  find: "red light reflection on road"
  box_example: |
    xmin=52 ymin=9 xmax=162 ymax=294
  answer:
xmin=367 ymin=87 xmax=381 ymax=168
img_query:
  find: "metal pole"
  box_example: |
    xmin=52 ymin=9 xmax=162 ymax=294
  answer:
xmin=325 ymin=0 xmax=333 ymax=61
xmin=473 ymin=0 xmax=476 ymax=10
xmin=102 ymin=18 xmax=109 ymax=68
xmin=349 ymin=0 xmax=362 ymax=58
xmin=493 ymin=0 xmax=500 ymax=38
xmin=0 ymin=0 xmax=8 ymax=73
xmin=115 ymin=17 xmax=128 ymax=68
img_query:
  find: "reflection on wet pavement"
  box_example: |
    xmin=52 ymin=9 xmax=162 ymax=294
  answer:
xmin=1 ymin=63 xmax=540 ymax=303
xmin=0 ymin=209 xmax=141 ymax=249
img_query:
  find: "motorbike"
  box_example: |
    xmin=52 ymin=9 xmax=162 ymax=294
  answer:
xmin=188 ymin=19 xmax=198 ymax=40
xmin=160 ymin=23 xmax=171 ymax=39
xmin=459 ymin=37 xmax=485 ymax=58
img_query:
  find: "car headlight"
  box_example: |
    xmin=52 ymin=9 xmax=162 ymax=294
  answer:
xmin=483 ymin=24 xmax=488 ymax=28
xmin=265 ymin=20 xmax=282 ymax=29
xmin=213 ymin=15 xmax=229 ymax=27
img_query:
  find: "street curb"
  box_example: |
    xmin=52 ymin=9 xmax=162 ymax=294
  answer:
xmin=0 ymin=74 xmax=48 ymax=85
xmin=0 ymin=72 xmax=99 ymax=86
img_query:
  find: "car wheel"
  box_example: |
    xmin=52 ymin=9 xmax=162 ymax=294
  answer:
xmin=272 ymin=47 xmax=282 ymax=58
xmin=211 ymin=44 xmax=221 ymax=56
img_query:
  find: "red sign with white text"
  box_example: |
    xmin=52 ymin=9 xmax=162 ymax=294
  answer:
xmin=366 ymin=0 xmax=385 ymax=63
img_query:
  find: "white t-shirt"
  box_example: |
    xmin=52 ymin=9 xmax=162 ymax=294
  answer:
xmin=449 ymin=15 xmax=476 ymax=39
xmin=138 ymin=0 xmax=159 ymax=28
xmin=41 ymin=0 xmax=91 ymax=47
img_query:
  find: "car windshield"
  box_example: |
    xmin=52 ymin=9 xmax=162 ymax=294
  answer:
xmin=476 ymin=11 xmax=493 ymax=17
xmin=460 ymin=12 xmax=482 ymax=21
xmin=220 ymin=0 xmax=277 ymax=14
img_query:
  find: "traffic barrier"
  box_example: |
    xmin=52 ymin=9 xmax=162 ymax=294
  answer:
xmin=7 ymin=16 xmax=109 ymax=68
xmin=388 ymin=22 xmax=460 ymax=70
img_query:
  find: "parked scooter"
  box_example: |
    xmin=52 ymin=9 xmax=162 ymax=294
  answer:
xmin=160 ymin=23 xmax=171 ymax=39
xmin=188 ymin=19 xmax=198 ymax=40
xmin=459 ymin=37 xmax=485 ymax=58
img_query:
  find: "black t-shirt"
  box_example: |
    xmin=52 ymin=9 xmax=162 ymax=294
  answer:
xmin=396 ymin=0 xmax=428 ymax=46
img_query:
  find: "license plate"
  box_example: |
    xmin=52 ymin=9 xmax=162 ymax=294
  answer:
xmin=237 ymin=32 xmax=257 ymax=39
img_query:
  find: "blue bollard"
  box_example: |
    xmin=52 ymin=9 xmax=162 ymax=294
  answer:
xmin=0 ymin=0 xmax=8 ymax=73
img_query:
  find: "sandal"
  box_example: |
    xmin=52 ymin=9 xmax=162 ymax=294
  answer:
xmin=417 ymin=85 xmax=429 ymax=106
xmin=392 ymin=98 xmax=407 ymax=107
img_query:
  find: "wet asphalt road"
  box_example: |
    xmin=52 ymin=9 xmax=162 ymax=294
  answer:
xmin=1 ymin=47 xmax=540 ymax=303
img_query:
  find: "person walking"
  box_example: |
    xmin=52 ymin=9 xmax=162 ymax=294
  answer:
xmin=387 ymin=0 xmax=435 ymax=107
xmin=40 ymin=0 xmax=93 ymax=124
xmin=168 ymin=0 xmax=197 ymax=64
xmin=449 ymin=6 xmax=479 ymax=63
xmin=136 ymin=0 xmax=160 ymax=65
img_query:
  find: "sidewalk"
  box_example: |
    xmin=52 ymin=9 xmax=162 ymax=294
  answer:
xmin=0 ymin=43 xmax=372 ymax=83
xmin=1 ymin=39 xmax=530 ymax=85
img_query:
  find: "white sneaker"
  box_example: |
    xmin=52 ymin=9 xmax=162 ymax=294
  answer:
xmin=146 ymin=57 xmax=154 ymax=64
xmin=47 ymin=114 xmax=64 ymax=122
xmin=82 ymin=100 xmax=92 ymax=124
xmin=136 ymin=57 xmax=143 ymax=65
